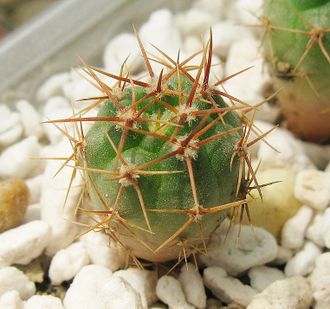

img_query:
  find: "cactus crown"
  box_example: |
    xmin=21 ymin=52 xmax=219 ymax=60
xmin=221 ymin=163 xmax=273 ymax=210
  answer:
xmin=46 ymin=33 xmax=270 ymax=265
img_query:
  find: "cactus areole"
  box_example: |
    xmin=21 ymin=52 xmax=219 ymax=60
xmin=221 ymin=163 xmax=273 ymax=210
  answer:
xmin=263 ymin=0 xmax=330 ymax=143
xmin=54 ymin=39 xmax=258 ymax=263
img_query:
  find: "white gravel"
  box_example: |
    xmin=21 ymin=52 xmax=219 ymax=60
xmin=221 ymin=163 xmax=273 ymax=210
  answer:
xmin=0 ymin=0 xmax=329 ymax=308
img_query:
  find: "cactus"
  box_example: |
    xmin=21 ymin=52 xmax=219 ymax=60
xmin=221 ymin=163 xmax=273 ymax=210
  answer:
xmin=47 ymin=35 xmax=268 ymax=264
xmin=261 ymin=0 xmax=330 ymax=143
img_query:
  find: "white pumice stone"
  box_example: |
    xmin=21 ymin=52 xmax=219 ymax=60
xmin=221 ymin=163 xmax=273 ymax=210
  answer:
xmin=192 ymin=0 xmax=226 ymax=20
xmin=248 ymin=266 xmax=285 ymax=292
xmin=0 ymin=105 xmax=23 ymax=147
xmin=62 ymin=68 xmax=102 ymax=102
xmin=48 ymin=242 xmax=90 ymax=285
xmin=103 ymin=32 xmax=143 ymax=74
xmin=82 ymin=231 xmax=127 ymax=272
xmin=255 ymin=121 xmax=314 ymax=173
xmin=176 ymin=8 xmax=215 ymax=36
xmin=247 ymin=276 xmax=313 ymax=309
xmin=284 ymin=241 xmax=322 ymax=277
xmin=224 ymin=38 xmax=268 ymax=105
xmin=23 ymin=203 xmax=41 ymax=223
xmin=0 ymin=290 xmax=24 ymax=309
xmin=200 ymin=220 xmax=278 ymax=276
xmin=310 ymin=253 xmax=330 ymax=309
xmin=281 ymin=205 xmax=314 ymax=250
xmin=0 ymin=136 xmax=41 ymax=179
xmin=227 ymin=0 xmax=263 ymax=25
xmin=209 ymin=21 xmax=253 ymax=59
xmin=26 ymin=174 xmax=44 ymax=204
xmin=0 ymin=220 xmax=50 ymax=267
xmin=306 ymin=210 xmax=328 ymax=247
xmin=183 ymin=35 xmax=203 ymax=55
xmin=203 ymin=267 xmax=257 ymax=307
xmin=24 ymin=295 xmax=63 ymax=309
xmin=42 ymin=96 xmax=72 ymax=144
xmin=323 ymin=208 xmax=330 ymax=249
xmin=40 ymin=139 xmax=82 ymax=255
xmin=294 ymin=170 xmax=330 ymax=210
xmin=140 ymin=9 xmax=182 ymax=65
xmin=272 ymin=246 xmax=293 ymax=265
xmin=36 ymin=72 xmax=70 ymax=102
xmin=0 ymin=124 xmax=24 ymax=148
xmin=63 ymin=264 xmax=113 ymax=309
xmin=114 ymin=268 xmax=158 ymax=309
xmin=178 ymin=263 xmax=206 ymax=309
xmin=156 ymin=275 xmax=194 ymax=309
xmin=97 ymin=276 xmax=143 ymax=309
xmin=0 ymin=267 xmax=35 ymax=300
xmin=15 ymin=100 xmax=43 ymax=139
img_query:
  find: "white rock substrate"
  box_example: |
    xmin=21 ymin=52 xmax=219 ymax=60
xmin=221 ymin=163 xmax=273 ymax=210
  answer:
xmin=0 ymin=0 xmax=330 ymax=308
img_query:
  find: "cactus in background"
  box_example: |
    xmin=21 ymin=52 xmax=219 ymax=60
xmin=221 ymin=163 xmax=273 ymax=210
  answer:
xmin=47 ymin=35 xmax=268 ymax=264
xmin=262 ymin=0 xmax=330 ymax=143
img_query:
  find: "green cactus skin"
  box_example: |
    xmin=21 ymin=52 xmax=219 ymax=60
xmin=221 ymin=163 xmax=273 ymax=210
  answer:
xmin=50 ymin=39 xmax=258 ymax=263
xmin=263 ymin=0 xmax=330 ymax=143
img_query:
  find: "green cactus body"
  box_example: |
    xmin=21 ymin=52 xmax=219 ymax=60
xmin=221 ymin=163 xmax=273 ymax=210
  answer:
xmin=83 ymin=71 xmax=244 ymax=262
xmin=263 ymin=0 xmax=330 ymax=143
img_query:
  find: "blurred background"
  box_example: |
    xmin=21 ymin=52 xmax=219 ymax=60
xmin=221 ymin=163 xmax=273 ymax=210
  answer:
xmin=0 ymin=0 xmax=58 ymax=38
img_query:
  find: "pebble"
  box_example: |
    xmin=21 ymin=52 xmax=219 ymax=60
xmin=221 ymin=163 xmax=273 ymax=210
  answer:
xmin=227 ymin=0 xmax=263 ymax=25
xmin=48 ymin=241 xmax=90 ymax=285
xmin=0 ymin=136 xmax=41 ymax=179
xmin=200 ymin=220 xmax=278 ymax=276
xmin=62 ymin=68 xmax=102 ymax=102
xmin=0 ymin=220 xmax=50 ymax=267
xmin=206 ymin=298 xmax=223 ymax=309
xmin=114 ymin=268 xmax=157 ymax=309
xmin=285 ymin=241 xmax=322 ymax=277
xmin=294 ymin=170 xmax=330 ymax=210
xmin=176 ymin=8 xmax=215 ymax=36
xmin=24 ymin=295 xmax=63 ymax=309
xmin=0 ymin=267 xmax=35 ymax=300
xmin=63 ymin=264 xmax=113 ymax=309
xmin=82 ymin=231 xmax=127 ymax=272
xmin=15 ymin=100 xmax=43 ymax=139
xmin=248 ymin=266 xmax=285 ymax=292
xmin=209 ymin=21 xmax=253 ymax=59
xmin=103 ymin=32 xmax=144 ymax=74
xmin=281 ymin=205 xmax=314 ymax=250
xmin=40 ymin=139 xmax=82 ymax=255
xmin=310 ymin=253 xmax=330 ymax=309
xmin=203 ymin=267 xmax=257 ymax=307
xmin=42 ymin=96 xmax=72 ymax=144
xmin=0 ymin=290 xmax=24 ymax=309
xmin=243 ymin=168 xmax=301 ymax=238
xmin=178 ymin=263 xmax=207 ymax=309
xmin=255 ymin=121 xmax=314 ymax=173
xmin=25 ymin=174 xmax=43 ymax=204
xmin=23 ymin=203 xmax=41 ymax=223
xmin=97 ymin=276 xmax=143 ymax=309
xmin=306 ymin=210 xmax=329 ymax=247
xmin=301 ymin=141 xmax=330 ymax=170
xmin=156 ymin=275 xmax=194 ymax=309
xmin=192 ymin=0 xmax=226 ymax=21
xmin=247 ymin=276 xmax=313 ymax=309
xmin=36 ymin=72 xmax=70 ymax=102
xmin=272 ymin=246 xmax=293 ymax=265
xmin=224 ymin=38 xmax=268 ymax=105
xmin=140 ymin=9 xmax=182 ymax=65
xmin=0 ymin=178 xmax=29 ymax=232
xmin=0 ymin=105 xmax=23 ymax=148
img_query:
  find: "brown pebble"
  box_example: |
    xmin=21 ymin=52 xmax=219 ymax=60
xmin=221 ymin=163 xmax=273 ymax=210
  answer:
xmin=0 ymin=179 xmax=29 ymax=232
